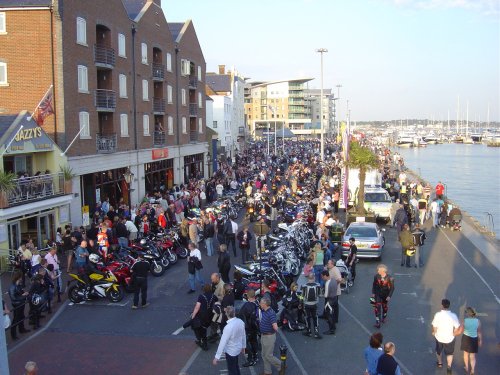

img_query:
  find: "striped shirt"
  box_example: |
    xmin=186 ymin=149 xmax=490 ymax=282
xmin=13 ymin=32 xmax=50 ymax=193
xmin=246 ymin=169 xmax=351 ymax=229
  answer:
xmin=259 ymin=307 xmax=277 ymax=334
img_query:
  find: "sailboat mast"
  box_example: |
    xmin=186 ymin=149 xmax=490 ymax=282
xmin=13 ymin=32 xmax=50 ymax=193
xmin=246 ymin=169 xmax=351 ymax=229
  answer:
xmin=466 ymin=101 xmax=469 ymax=137
xmin=456 ymin=96 xmax=460 ymax=134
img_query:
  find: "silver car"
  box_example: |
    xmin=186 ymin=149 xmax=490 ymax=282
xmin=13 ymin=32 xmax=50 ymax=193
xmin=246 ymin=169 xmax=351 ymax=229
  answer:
xmin=341 ymin=222 xmax=385 ymax=259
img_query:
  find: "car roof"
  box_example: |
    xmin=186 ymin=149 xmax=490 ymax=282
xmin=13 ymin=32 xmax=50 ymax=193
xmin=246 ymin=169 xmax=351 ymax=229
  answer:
xmin=364 ymin=187 xmax=387 ymax=193
xmin=346 ymin=222 xmax=379 ymax=229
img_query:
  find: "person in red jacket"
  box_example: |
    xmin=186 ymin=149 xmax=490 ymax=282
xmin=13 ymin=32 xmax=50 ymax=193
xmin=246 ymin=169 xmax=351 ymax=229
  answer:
xmin=435 ymin=181 xmax=445 ymax=198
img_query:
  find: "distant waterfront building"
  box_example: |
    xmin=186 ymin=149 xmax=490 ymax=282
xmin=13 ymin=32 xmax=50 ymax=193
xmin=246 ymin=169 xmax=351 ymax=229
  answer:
xmin=304 ymin=88 xmax=336 ymax=137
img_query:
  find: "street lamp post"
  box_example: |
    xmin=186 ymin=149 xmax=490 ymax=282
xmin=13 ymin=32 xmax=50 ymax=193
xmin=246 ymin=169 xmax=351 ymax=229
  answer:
xmin=206 ymin=152 xmax=212 ymax=178
xmin=336 ymin=84 xmax=342 ymax=139
xmin=123 ymin=168 xmax=134 ymax=214
xmin=316 ymin=48 xmax=328 ymax=161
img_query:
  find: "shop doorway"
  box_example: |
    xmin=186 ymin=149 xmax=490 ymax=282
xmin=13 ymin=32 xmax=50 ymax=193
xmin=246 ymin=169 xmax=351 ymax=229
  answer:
xmin=8 ymin=222 xmax=21 ymax=252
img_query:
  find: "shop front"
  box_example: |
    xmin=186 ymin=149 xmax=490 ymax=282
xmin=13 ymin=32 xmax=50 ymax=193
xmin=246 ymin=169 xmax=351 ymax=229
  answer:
xmin=183 ymin=153 xmax=204 ymax=183
xmin=144 ymin=148 xmax=174 ymax=192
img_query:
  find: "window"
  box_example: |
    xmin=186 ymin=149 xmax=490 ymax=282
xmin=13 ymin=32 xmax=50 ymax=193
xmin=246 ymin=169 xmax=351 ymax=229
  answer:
xmin=166 ymin=53 xmax=172 ymax=72
xmin=213 ymin=120 xmax=217 ymax=128
xmin=181 ymin=89 xmax=186 ymax=106
xmin=76 ymin=17 xmax=87 ymax=45
xmin=0 ymin=13 xmax=6 ymax=33
xmin=77 ymin=65 xmax=88 ymax=93
xmin=198 ymin=118 xmax=203 ymax=133
xmin=167 ymin=116 xmax=173 ymax=135
xmin=119 ymin=74 xmax=127 ymax=98
xmin=79 ymin=111 xmax=90 ymax=138
xmin=118 ymin=33 xmax=126 ymax=57
xmin=142 ymin=79 xmax=149 ymax=101
xmin=197 ymin=66 xmax=202 ymax=81
xmin=120 ymin=114 xmax=129 ymax=137
xmin=143 ymin=114 xmax=150 ymax=136
xmin=198 ymin=92 xmax=203 ymax=108
xmin=182 ymin=117 xmax=187 ymax=134
xmin=167 ymin=85 xmax=173 ymax=103
xmin=141 ymin=42 xmax=148 ymax=64
xmin=180 ymin=59 xmax=190 ymax=76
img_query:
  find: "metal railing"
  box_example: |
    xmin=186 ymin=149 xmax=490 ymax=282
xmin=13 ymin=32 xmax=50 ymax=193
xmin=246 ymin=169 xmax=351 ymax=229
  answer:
xmin=6 ymin=172 xmax=65 ymax=206
xmin=153 ymin=130 xmax=166 ymax=146
xmin=95 ymin=89 xmax=116 ymax=111
xmin=152 ymin=62 xmax=165 ymax=80
xmin=189 ymin=103 xmax=198 ymax=117
xmin=188 ymin=76 xmax=198 ymax=89
xmin=153 ymin=97 xmax=166 ymax=113
xmin=189 ymin=131 xmax=198 ymax=143
xmin=94 ymin=44 xmax=116 ymax=67
xmin=96 ymin=133 xmax=117 ymax=153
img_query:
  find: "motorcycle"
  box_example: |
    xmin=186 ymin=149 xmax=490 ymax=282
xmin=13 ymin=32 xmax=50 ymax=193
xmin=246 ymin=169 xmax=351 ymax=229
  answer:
xmin=99 ymin=259 xmax=134 ymax=293
xmin=67 ymin=270 xmax=124 ymax=303
xmin=166 ymin=230 xmax=189 ymax=258
xmin=130 ymin=240 xmax=166 ymax=277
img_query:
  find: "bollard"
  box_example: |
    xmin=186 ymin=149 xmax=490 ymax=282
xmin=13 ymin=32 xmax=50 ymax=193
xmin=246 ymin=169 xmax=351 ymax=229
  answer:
xmin=279 ymin=344 xmax=288 ymax=375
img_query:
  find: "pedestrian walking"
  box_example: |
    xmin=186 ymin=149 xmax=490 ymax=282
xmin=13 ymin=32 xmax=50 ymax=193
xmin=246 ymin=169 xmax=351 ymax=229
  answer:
xmin=237 ymin=226 xmax=252 ymax=263
xmin=213 ymin=306 xmax=246 ymax=375
xmin=398 ymin=224 xmax=413 ymax=267
xmin=376 ymin=342 xmax=402 ymax=375
xmin=187 ymin=242 xmax=204 ymax=293
xmin=364 ymin=332 xmax=384 ymax=375
xmin=321 ymin=270 xmax=337 ymax=335
xmin=301 ymin=273 xmax=322 ymax=339
xmin=238 ymin=289 xmax=259 ymax=367
xmin=325 ymin=259 xmax=342 ymax=324
xmin=259 ymin=296 xmax=282 ymax=375
xmin=432 ymin=299 xmax=461 ymax=374
xmin=218 ymin=244 xmax=231 ymax=283
xmin=189 ymin=284 xmax=216 ymax=351
xmin=130 ymin=252 xmax=150 ymax=309
xmin=411 ymin=223 xmax=426 ymax=268
xmin=372 ymin=264 xmax=395 ymax=329
xmin=223 ymin=217 xmax=238 ymax=257
xmin=203 ymin=217 xmax=215 ymax=256
xmin=460 ymin=306 xmax=482 ymax=375
xmin=346 ymin=237 xmax=358 ymax=283
xmin=393 ymin=203 xmax=408 ymax=234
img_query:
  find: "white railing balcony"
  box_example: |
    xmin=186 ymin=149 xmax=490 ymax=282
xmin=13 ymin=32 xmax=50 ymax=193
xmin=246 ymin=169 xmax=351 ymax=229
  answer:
xmin=6 ymin=172 xmax=65 ymax=206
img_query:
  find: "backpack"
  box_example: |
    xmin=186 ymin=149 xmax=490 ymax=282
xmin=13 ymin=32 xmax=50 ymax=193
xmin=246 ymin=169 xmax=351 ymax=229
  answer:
xmin=304 ymin=284 xmax=318 ymax=304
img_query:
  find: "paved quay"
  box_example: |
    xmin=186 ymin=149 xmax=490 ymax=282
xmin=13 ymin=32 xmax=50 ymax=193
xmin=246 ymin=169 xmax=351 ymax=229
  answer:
xmin=3 ymin=208 xmax=500 ymax=374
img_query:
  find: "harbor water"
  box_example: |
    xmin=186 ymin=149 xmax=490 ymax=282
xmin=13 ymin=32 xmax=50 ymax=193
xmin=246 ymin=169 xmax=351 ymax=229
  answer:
xmin=395 ymin=143 xmax=500 ymax=239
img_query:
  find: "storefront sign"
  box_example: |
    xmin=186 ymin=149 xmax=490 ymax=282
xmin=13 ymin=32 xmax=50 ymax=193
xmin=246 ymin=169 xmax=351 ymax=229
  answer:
xmin=82 ymin=205 xmax=90 ymax=226
xmin=152 ymin=148 xmax=169 ymax=160
xmin=5 ymin=119 xmax=54 ymax=154
xmin=59 ymin=205 xmax=69 ymax=223
xmin=96 ymin=188 xmax=101 ymax=204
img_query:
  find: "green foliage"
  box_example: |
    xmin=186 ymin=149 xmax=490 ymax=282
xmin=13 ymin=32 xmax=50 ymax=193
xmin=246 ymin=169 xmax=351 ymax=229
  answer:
xmin=0 ymin=171 xmax=17 ymax=194
xmin=60 ymin=165 xmax=76 ymax=181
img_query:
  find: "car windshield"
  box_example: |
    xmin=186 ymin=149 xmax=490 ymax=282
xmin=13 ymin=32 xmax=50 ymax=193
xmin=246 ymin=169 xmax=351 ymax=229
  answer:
xmin=365 ymin=193 xmax=391 ymax=203
xmin=346 ymin=227 xmax=377 ymax=238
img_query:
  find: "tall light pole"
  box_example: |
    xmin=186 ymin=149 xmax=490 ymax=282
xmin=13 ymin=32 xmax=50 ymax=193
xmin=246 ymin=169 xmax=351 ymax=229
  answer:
xmin=316 ymin=48 xmax=328 ymax=161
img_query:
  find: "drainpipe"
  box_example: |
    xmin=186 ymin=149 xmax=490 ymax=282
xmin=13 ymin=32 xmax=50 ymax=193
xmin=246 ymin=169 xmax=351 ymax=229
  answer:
xmin=131 ymin=24 xmax=138 ymax=150
xmin=50 ymin=5 xmax=58 ymax=145
xmin=174 ymin=45 xmax=180 ymax=146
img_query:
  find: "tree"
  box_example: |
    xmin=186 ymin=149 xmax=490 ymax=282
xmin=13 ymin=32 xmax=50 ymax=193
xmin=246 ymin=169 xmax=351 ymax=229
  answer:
xmin=345 ymin=141 xmax=379 ymax=214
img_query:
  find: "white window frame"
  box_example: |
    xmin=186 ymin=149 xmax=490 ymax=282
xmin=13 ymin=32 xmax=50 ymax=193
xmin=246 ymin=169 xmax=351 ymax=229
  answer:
xmin=118 ymin=33 xmax=126 ymax=58
xmin=143 ymin=114 xmax=150 ymax=136
xmin=120 ymin=114 xmax=129 ymax=137
xmin=141 ymin=42 xmax=148 ymax=64
xmin=181 ymin=89 xmax=186 ymax=106
xmin=198 ymin=118 xmax=203 ymax=133
xmin=182 ymin=117 xmax=187 ymax=134
xmin=197 ymin=65 xmax=202 ymax=81
xmin=168 ymin=116 xmax=174 ymax=135
xmin=0 ymin=62 xmax=7 ymax=86
xmin=180 ymin=59 xmax=190 ymax=76
xmin=213 ymin=120 xmax=217 ymax=129
xmin=198 ymin=92 xmax=203 ymax=108
xmin=119 ymin=74 xmax=127 ymax=98
xmin=142 ymin=79 xmax=149 ymax=101
xmin=167 ymin=85 xmax=173 ymax=104
xmin=0 ymin=13 xmax=6 ymax=34
xmin=79 ymin=111 xmax=90 ymax=138
xmin=77 ymin=65 xmax=88 ymax=93
xmin=76 ymin=17 xmax=87 ymax=46
xmin=166 ymin=53 xmax=172 ymax=72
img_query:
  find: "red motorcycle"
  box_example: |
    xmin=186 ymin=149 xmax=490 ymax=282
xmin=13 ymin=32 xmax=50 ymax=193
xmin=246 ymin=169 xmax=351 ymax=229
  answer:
xmin=98 ymin=259 xmax=134 ymax=293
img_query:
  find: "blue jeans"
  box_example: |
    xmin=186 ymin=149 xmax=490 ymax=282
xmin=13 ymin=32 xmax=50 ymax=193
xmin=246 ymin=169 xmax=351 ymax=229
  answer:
xmin=188 ymin=269 xmax=204 ymax=291
xmin=118 ymin=237 xmax=129 ymax=248
xmin=432 ymin=212 xmax=439 ymax=227
xmin=314 ymin=265 xmax=324 ymax=287
xmin=205 ymin=237 xmax=214 ymax=256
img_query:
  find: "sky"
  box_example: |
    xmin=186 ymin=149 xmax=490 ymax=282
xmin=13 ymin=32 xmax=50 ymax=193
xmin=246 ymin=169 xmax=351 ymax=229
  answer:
xmin=163 ymin=0 xmax=500 ymax=122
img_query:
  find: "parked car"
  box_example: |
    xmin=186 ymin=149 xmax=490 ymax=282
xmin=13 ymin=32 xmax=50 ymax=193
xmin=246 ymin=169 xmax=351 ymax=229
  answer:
xmin=341 ymin=222 xmax=385 ymax=259
xmin=363 ymin=187 xmax=392 ymax=221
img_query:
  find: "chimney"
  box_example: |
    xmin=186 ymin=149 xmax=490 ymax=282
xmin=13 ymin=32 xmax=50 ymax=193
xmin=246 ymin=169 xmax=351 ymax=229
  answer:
xmin=218 ymin=65 xmax=225 ymax=75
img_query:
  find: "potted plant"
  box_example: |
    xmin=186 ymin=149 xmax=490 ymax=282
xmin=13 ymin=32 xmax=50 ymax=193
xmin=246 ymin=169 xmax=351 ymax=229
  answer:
xmin=0 ymin=171 xmax=17 ymax=208
xmin=60 ymin=165 xmax=76 ymax=194
xmin=345 ymin=141 xmax=379 ymax=225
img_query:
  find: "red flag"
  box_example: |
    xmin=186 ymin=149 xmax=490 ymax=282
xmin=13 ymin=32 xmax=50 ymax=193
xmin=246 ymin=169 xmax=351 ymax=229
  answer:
xmin=33 ymin=85 xmax=54 ymax=126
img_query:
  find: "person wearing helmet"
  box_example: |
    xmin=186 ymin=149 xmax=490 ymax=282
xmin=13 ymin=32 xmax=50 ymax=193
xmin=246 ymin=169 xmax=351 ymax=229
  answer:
xmin=28 ymin=274 xmax=47 ymax=329
xmin=371 ymin=264 xmax=395 ymax=329
xmin=81 ymin=253 xmax=105 ymax=298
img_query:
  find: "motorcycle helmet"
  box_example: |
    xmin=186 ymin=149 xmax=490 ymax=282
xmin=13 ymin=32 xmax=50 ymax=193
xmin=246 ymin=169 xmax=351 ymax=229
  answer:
xmin=89 ymin=253 xmax=100 ymax=264
xmin=140 ymin=238 xmax=147 ymax=246
xmin=31 ymin=294 xmax=42 ymax=306
xmin=406 ymin=248 xmax=416 ymax=257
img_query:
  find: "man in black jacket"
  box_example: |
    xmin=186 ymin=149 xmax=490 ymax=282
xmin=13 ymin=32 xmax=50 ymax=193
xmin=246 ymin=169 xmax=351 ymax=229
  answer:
xmin=203 ymin=218 xmax=215 ymax=256
xmin=131 ymin=252 xmax=150 ymax=309
xmin=223 ymin=218 xmax=238 ymax=257
xmin=115 ymin=217 xmax=129 ymax=249
xmin=238 ymin=289 xmax=259 ymax=367
xmin=217 ymin=244 xmax=231 ymax=283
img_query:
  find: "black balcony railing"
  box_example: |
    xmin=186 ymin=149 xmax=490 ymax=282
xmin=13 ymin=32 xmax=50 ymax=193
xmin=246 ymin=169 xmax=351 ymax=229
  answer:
xmin=94 ymin=44 xmax=115 ymax=68
xmin=153 ymin=131 xmax=166 ymax=147
xmin=95 ymin=89 xmax=116 ymax=111
xmin=6 ymin=172 xmax=65 ymax=206
xmin=189 ymin=131 xmax=198 ymax=143
xmin=189 ymin=103 xmax=198 ymax=117
xmin=152 ymin=62 xmax=165 ymax=80
xmin=96 ymin=133 xmax=117 ymax=153
xmin=153 ymin=98 xmax=166 ymax=114
xmin=188 ymin=76 xmax=198 ymax=89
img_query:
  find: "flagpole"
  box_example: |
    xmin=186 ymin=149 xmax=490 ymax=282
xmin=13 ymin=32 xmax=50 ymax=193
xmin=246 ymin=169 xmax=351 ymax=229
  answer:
xmin=61 ymin=123 xmax=88 ymax=156
xmin=0 ymin=125 xmax=24 ymax=157
xmin=30 ymin=85 xmax=53 ymax=122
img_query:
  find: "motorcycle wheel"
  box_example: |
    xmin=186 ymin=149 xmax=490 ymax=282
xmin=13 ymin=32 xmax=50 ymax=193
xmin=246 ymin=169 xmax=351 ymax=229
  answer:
xmin=68 ymin=285 xmax=83 ymax=303
xmin=161 ymin=255 xmax=170 ymax=268
xmin=150 ymin=261 xmax=166 ymax=277
xmin=176 ymin=246 xmax=189 ymax=259
xmin=107 ymin=286 xmax=125 ymax=302
xmin=290 ymin=263 xmax=300 ymax=277
xmin=168 ymin=252 xmax=178 ymax=265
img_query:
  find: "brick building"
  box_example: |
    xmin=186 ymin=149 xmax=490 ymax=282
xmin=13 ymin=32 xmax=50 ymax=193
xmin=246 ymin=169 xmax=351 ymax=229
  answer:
xmin=0 ymin=0 xmax=208 ymax=230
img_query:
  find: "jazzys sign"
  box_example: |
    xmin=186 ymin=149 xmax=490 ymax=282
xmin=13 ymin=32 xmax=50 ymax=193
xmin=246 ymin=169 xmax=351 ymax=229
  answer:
xmin=6 ymin=120 xmax=54 ymax=154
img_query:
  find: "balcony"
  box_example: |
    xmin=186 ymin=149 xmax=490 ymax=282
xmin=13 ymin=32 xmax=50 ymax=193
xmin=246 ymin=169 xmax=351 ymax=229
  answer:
xmin=4 ymin=172 xmax=66 ymax=207
xmin=188 ymin=76 xmax=198 ymax=89
xmin=152 ymin=63 xmax=165 ymax=81
xmin=153 ymin=98 xmax=166 ymax=114
xmin=189 ymin=130 xmax=198 ymax=143
xmin=94 ymin=44 xmax=115 ymax=69
xmin=153 ymin=131 xmax=166 ymax=147
xmin=96 ymin=133 xmax=117 ymax=154
xmin=95 ymin=89 xmax=116 ymax=112
xmin=189 ymin=103 xmax=198 ymax=117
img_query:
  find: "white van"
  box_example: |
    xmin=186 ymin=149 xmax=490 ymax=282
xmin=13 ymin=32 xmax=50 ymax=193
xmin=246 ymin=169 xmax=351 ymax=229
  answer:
xmin=363 ymin=187 xmax=392 ymax=220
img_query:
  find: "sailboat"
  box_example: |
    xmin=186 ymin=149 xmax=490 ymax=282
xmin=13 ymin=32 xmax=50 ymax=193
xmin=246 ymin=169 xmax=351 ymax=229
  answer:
xmin=463 ymin=101 xmax=473 ymax=144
